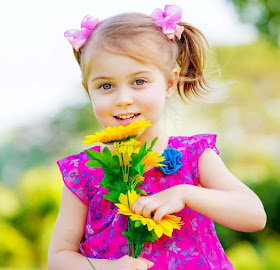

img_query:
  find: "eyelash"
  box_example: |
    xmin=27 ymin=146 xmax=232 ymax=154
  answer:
xmin=98 ymin=79 xmax=147 ymax=90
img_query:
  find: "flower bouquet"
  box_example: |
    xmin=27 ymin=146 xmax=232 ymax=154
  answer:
xmin=82 ymin=119 xmax=184 ymax=262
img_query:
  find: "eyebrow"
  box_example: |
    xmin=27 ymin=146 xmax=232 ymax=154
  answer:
xmin=91 ymin=70 xmax=153 ymax=82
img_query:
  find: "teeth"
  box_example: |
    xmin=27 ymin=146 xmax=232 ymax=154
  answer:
xmin=117 ymin=114 xmax=137 ymax=119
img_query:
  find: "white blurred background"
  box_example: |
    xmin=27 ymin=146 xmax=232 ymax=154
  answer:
xmin=0 ymin=0 xmax=257 ymax=137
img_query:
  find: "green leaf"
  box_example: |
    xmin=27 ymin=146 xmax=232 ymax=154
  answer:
xmin=148 ymin=137 xmax=158 ymax=151
xmin=102 ymin=147 xmax=112 ymax=160
xmin=141 ymin=229 xmax=158 ymax=243
xmin=133 ymin=161 xmax=144 ymax=175
xmin=103 ymin=190 xmax=120 ymax=203
xmin=105 ymin=182 xmax=121 ymax=191
xmin=130 ymin=230 xmax=142 ymax=243
xmin=139 ymin=142 xmax=147 ymax=155
xmin=86 ymin=149 xmax=124 ymax=188
xmin=86 ymin=150 xmax=111 ymax=170
xmin=131 ymin=153 xmax=138 ymax=160
xmin=128 ymin=167 xmax=139 ymax=178
xmin=135 ymin=188 xmax=148 ymax=196
xmin=85 ymin=160 xmax=103 ymax=168
xmin=112 ymin=155 xmax=120 ymax=168
xmin=122 ymin=231 xmax=134 ymax=242
xmin=99 ymin=174 xmax=113 ymax=187
xmin=86 ymin=149 xmax=104 ymax=161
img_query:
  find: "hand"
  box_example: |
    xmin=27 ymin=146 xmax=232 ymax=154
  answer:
xmin=106 ymin=255 xmax=154 ymax=270
xmin=132 ymin=185 xmax=186 ymax=223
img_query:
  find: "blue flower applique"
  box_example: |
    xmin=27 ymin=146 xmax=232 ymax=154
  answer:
xmin=159 ymin=148 xmax=183 ymax=175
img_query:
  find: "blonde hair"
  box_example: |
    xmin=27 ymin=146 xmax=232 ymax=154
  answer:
xmin=72 ymin=12 xmax=213 ymax=103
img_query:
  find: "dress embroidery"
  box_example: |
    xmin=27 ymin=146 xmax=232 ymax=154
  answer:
xmin=57 ymin=134 xmax=235 ymax=269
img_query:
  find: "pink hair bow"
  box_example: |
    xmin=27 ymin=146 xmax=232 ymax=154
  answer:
xmin=151 ymin=5 xmax=184 ymax=39
xmin=64 ymin=15 xmax=99 ymax=51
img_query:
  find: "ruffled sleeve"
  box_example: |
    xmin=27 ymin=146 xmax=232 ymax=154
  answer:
xmin=56 ymin=146 xmax=100 ymax=205
xmin=185 ymin=134 xmax=219 ymax=185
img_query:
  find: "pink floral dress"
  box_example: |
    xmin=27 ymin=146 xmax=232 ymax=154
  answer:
xmin=57 ymin=134 xmax=235 ymax=269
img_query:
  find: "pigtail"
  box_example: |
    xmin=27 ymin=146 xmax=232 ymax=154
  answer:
xmin=68 ymin=12 xmax=219 ymax=103
xmin=176 ymin=22 xmax=212 ymax=102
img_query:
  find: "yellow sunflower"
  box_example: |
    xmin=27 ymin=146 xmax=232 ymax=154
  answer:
xmin=83 ymin=119 xmax=151 ymax=144
xmin=112 ymin=139 xmax=140 ymax=166
xmin=115 ymin=190 xmax=184 ymax=238
xmin=133 ymin=147 xmax=165 ymax=169
xmin=142 ymin=151 xmax=165 ymax=169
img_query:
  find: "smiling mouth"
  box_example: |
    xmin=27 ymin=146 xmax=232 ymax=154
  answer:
xmin=114 ymin=113 xmax=140 ymax=120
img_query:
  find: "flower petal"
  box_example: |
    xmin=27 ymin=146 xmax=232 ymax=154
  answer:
xmin=115 ymin=190 xmax=184 ymax=240
xmin=83 ymin=119 xmax=151 ymax=144
xmin=154 ymin=225 xmax=164 ymax=238
xmin=118 ymin=193 xmax=129 ymax=208
xmin=160 ymin=219 xmax=173 ymax=233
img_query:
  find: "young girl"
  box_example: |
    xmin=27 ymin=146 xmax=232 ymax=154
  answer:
xmin=48 ymin=5 xmax=266 ymax=270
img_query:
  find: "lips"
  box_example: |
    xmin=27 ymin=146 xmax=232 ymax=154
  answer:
xmin=114 ymin=113 xmax=141 ymax=125
xmin=114 ymin=113 xmax=140 ymax=120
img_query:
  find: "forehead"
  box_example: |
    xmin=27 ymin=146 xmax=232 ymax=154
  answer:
xmin=87 ymin=50 xmax=161 ymax=79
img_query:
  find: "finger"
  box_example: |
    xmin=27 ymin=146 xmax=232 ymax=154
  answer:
xmin=142 ymin=204 xmax=157 ymax=218
xmin=137 ymin=257 xmax=154 ymax=268
xmin=132 ymin=198 xmax=146 ymax=215
xmin=134 ymin=257 xmax=150 ymax=269
xmin=153 ymin=207 xmax=166 ymax=223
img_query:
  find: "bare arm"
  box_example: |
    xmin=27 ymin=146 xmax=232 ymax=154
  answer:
xmin=48 ymin=185 xmax=154 ymax=270
xmin=181 ymin=148 xmax=267 ymax=232
xmin=48 ymin=185 xmax=109 ymax=269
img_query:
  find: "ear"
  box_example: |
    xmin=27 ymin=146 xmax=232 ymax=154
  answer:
xmin=166 ymin=68 xmax=179 ymax=98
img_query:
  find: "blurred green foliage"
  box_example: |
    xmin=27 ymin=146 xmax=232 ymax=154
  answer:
xmin=0 ymin=167 xmax=62 ymax=269
xmin=229 ymin=0 xmax=280 ymax=46
xmin=0 ymin=104 xmax=101 ymax=186
xmin=0 ymin=38 xmax=279 ymax=269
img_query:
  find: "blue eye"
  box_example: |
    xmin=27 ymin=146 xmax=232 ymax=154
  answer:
xmin=99 ymin=83 xmax=113 ymax=90
xmin=133 ymin=79 xmax=146 ymax=86
xmin=98 ymin=79 xmax=146 ymax=90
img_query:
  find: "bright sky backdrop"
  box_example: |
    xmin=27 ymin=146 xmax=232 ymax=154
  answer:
xmin=0 ymin=0 xmax=257 ymax=137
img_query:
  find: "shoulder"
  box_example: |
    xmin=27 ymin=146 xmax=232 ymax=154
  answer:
xmin=56 ymin=145 xmax=101 ymax=168
xmin=169 ymin=134 xmax=219 ymax=185
xmin=169 ymin=133 xmax=219 ymax=155
xmin=56 ymin=145 xmax=103 ymax=205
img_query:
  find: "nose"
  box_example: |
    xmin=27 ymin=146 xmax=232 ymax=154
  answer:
xmin=114 ymin=86 xmax=134 ymax=107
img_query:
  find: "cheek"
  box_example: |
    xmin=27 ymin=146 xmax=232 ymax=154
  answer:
xmin=144 ymin=90 xmax=166 ymax=110
xmin=91 ymin=98 xmax=109 ymax=120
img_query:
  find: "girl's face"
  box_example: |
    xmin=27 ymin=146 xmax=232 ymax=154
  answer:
xmin=83 ymin=50 xmax=178 ymax=140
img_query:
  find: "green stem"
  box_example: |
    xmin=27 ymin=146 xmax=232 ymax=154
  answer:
xmin=128 ymin=219 xmax=136 ymax=258
xmin=73 ymin=232 xmax=97 ymax=270
xmin=126 ymin=184 xmax=132 ymax=257
xmin=127 ymin=164 xmax=130 ymax=185
xmin=132 ymin=241 xmax=135 ymax=258
xmin=122 ymin=151 xmax=134 ymax=257
xmin=121 ymin=154 xmax=126 ymax=182
xmin=127 ymin=217 xmax=131 ymax=256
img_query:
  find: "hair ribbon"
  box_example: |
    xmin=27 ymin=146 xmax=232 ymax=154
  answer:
xmin=150 ymin=5 xmax=184 ymax=39
xmin=64 ymin=15 xmax=99 ymax=51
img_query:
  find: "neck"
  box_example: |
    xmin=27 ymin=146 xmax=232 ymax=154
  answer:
xmin=136 ymin=123 xmax=169 ymax=154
